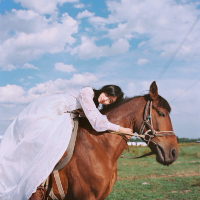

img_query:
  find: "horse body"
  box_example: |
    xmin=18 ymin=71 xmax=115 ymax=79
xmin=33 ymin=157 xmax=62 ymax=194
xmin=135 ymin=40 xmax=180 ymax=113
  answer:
xmin=48 ymin=81 xmax=178 ymax=200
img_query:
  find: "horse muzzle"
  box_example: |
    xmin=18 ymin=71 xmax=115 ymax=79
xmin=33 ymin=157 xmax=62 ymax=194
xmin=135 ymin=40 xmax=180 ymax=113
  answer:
xmin=155 ymin=144 xmax=178 ymax=166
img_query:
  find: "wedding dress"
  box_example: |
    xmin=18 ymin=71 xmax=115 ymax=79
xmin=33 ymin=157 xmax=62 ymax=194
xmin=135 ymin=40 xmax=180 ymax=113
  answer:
xmin=0 ymin=87 xmax=119 ymax=200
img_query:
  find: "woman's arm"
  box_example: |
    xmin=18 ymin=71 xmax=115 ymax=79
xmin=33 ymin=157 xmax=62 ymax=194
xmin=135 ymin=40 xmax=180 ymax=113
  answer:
xmin=79 ymin=87 xmax=133 ymax=138
xmin=79 ymin=87 xmax=119 ymax=131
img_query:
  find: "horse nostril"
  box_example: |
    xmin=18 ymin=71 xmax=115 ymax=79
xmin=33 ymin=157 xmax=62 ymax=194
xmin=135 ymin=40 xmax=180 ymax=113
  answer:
xmin=171 ymin=149 xmax=176 ymax=159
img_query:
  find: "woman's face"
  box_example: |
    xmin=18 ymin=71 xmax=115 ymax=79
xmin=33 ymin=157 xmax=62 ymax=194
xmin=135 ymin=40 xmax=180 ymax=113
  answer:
xmin=98 ymin=93 xmax=117 ymax=105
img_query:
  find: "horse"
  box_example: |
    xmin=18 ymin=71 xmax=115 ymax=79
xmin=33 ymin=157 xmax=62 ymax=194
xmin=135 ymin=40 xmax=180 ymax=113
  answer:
xmin=46 ymin=81 xmax=178 ymax=200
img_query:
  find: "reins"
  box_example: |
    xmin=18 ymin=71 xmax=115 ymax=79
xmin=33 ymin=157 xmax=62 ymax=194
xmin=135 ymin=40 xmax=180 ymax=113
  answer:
xmin=109 ymin=100 xmax=176 ymax=159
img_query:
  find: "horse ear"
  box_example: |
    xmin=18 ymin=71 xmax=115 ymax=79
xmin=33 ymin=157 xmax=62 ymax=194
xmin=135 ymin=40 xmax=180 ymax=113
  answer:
xmin=149 ymin=81 xmax=158 ymax=100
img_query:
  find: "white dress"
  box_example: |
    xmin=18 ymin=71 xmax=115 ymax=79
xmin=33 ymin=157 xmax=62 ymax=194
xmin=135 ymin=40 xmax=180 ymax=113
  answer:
xmin=0 ymin=87 xmax=119 ymax=200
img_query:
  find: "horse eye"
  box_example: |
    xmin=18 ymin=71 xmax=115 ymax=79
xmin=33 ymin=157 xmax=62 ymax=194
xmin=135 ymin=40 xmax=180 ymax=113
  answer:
xmin=157 ymin=111 xmax=165 ymax=117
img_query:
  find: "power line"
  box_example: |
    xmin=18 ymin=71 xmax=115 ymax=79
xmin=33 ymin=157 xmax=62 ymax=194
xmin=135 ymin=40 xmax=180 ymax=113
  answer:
xmin=157 ymin=15 xmax=200 ymax=81
xmin=170 ymin=78 xmax=200 ymax=103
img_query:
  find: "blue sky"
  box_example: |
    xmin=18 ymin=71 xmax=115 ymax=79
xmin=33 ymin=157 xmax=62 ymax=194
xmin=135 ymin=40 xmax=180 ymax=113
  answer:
xmin=0 ymin=0 xmax=200 ymax=138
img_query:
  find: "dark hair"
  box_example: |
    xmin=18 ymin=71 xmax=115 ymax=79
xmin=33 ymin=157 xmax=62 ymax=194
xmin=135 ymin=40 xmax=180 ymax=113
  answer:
xmin=93 ymin=85 xmax=124 ymax=110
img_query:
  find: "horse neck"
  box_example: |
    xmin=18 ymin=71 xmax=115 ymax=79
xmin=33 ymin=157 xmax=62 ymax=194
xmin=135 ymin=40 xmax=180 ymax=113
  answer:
xmin=106 ymin=96 xmax=146 ymax=132
xmin=99 ymin=97 xmax=146 ymax=159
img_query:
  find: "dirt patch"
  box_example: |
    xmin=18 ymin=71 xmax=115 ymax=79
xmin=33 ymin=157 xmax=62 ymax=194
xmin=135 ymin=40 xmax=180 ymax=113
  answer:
xmin=173 ymin=161 xmax=182 ymax=164
xmin=180 ymin=190 xmax=192 ymax=193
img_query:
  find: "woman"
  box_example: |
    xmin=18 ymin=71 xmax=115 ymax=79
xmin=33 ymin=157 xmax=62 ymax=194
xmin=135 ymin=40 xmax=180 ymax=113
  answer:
xmin=0 ymin=85 xmax=133 ymax=200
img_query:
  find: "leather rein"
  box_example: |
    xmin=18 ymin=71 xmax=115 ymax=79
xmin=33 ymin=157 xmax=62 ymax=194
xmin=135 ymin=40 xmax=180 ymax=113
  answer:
xmin=109 ymin=100 xmax=176 ymax=159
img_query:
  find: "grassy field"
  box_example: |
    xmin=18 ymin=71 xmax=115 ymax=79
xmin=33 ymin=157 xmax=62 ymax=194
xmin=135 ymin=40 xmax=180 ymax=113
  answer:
xmin=106 ymin=143 xmax=200 ymax=200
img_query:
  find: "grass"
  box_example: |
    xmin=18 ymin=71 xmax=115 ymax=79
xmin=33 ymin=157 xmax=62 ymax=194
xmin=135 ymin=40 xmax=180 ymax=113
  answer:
xmin=106 ymin=143 xmax=200 ymax=200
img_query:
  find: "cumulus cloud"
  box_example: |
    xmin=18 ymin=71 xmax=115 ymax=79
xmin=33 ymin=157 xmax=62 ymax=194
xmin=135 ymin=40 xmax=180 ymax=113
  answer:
xmin=137 ymin=58 xmax=149 ymax=66
xmin=77 ymin=10 xmax=95 ymax=19
xmin=13 ymin=0 xmax=78 ymax=14
xmin=70 ymin=73 xmax=97 ymax=85
xmin=55 ymin=63 xmax=76 ymax=72
xmin=28 ymin=73 xmax=97 ymax=96
xmin=21 ymin=63 xmax=39 ymax=69
xmin=0 ymin=73 xmax=97 ymax=105
xmin=88 ymin=0 xmax=200 ymax=60
xmin=0 ymin=10 xmax=78 ymax=70
xmin=71 ymin=37 xmax=130 ymax=59
xmin=74 ymin=3 xmax=85 ymax=9
xmin=1 ymin=64 xmax=17 ymax=71
xmin=0 ymin=84 xmax=25 ymax=104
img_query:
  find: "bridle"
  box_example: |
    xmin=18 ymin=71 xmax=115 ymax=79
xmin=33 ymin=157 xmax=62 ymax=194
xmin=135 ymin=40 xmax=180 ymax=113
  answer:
xmin=109 ymin=100 xmax=176 ymax=159
xmin=138 ymin=100 xmax=175 ymax=145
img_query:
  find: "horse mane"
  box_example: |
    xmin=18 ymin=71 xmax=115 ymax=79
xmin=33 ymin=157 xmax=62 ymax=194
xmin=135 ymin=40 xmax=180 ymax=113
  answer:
xmin=101 ymin=94 xmax=171 ymax=113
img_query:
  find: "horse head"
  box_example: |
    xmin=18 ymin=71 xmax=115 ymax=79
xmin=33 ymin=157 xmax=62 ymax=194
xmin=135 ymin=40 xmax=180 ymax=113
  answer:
xmin=146 ymin=81 xmax=178 ymax=165
xmin=105 ymin=81 xmax=178 ymax=166
xmin=131 ymin=81 xmax=178 ymax=165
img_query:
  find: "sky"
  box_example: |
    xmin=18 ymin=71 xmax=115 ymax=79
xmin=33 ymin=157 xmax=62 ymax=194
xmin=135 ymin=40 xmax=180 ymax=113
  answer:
xmin=0 ymin=0 xmax=200 ymax=138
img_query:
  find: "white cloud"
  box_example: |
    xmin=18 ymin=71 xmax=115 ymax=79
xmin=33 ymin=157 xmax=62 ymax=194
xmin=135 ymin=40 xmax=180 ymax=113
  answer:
xmin=0 ymin=73 xmax=97 ymax=104
xmin=55 ymin=63 xmax=76 ymax=72
xmin=28 ymin=76 xmax=33 ymax=79
xmin=28 ymin=73 xmax=97 ymax=96
xmin=19 ymin=78 xmax=24 ymax=82
xmin=0 ymin=10 xmax=78 ymax=70
xmin=88 ymin=0 xmax=200 ymax=60
xmin=13 ymin=0 xmax=78 ymax=14
xmin=1 ymin=64 xmax=17 ymax=71
xmin=137 ymin=58 xmax=149 ymax=66
xmin=70 ymin=73 xmax=97 ymax=85
xmin=21 ymin=63 xmax=39 ymax=69
xmin=0 ymin=84 xmax=25 ymax=104
xmin=77 ymin=10 xmax=95 ymax=19
xmin=74 ymin=3 xmax=85 ymax=9
xmin=71 ymin=37 xmax=130 ymax=59
xmin=85 ymin=27 xmax=92 ymax=32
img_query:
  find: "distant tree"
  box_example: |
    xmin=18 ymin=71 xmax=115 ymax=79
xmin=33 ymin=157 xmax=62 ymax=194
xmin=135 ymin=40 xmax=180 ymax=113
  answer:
xmin=130 ymin=136 xmax=200 ymax=143
xmin=176 ymin=136 xmax=180 ymax=143
xmin=176 ymin=137 xmax=200 ymax=143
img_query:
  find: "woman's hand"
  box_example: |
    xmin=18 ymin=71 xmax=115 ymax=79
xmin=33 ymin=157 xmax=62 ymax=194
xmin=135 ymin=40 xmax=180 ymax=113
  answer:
xmin=118 ymin=126 xmax=133 ymax=139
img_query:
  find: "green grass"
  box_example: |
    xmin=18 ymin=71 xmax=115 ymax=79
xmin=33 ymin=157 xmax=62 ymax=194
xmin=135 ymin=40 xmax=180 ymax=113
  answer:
xmin=106 ymin=143 xmax=200 ymax=200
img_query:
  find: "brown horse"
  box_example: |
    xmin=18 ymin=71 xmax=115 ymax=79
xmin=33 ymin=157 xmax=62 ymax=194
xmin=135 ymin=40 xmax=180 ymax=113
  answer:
xmin=47 ymin=81 xmax=178 ymax=200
